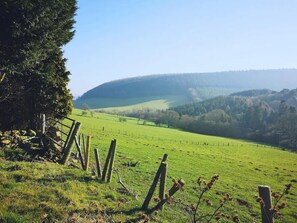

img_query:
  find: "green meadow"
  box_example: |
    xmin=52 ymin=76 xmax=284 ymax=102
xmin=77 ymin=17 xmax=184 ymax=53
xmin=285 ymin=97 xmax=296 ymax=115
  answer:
xmin=0 ymin=109 xmax=296 ymax=222
xmin=97 ymin=99 xmax=170 ymax=112
xmin=74 ymin=94 xmax=191 ymax=110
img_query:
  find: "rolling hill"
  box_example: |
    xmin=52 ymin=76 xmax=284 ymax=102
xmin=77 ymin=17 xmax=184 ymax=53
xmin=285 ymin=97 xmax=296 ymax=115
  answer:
xmin=74 ymin=69 xmax=297 ymax=109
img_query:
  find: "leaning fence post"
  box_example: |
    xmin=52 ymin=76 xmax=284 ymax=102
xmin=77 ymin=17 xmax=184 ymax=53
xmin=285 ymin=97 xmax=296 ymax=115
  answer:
xmin=141 ymin=154 xmax=168 ymax=210
xmin=78 ymin=134 xmax=81 ymax=146
xmin=60 ymin=122 xmax=81 ymax=165
xmin=94 ymin=148 xmax=102 ymax=178
xmin=159 ymin=162 xmax=167 ymax=210
xmin=258 ymin=185 xmax=274 ymax=223
xmin=107 ymin=139 xmax=117 ymax=183
xmin=62 ymin=120 xmax=76 ymax=153
xmin=74 ymin=136 xmax=85 ymax=169
xmin=84 ymin=135 xmax=91 ymax=171
xmin=82 ymin=133 xmax=86 ymax=155
xmin=102 ymin=139 xmax=115 ymax=181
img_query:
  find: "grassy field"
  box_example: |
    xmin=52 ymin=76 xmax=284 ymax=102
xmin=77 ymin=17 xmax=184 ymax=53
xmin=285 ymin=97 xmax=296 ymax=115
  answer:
xmin=74 ymin=94 xmax=191 ymax=110
xmin=97 ymin=99 xmax=170 ymax=112
xmin=0 ymin=109 xmax=296 ymax=222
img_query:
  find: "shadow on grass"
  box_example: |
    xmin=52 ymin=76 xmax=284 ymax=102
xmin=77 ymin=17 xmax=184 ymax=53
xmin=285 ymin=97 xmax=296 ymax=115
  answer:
xmin=107 ymin=206 xmax=161 ymax=222
xmin=37 ymin=173 xmax=97 ymax=184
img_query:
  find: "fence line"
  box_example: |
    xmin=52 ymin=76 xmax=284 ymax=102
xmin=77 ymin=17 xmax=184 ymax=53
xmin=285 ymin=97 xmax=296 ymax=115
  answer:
xmin=39 ymin=114 xmax=286 ymax=222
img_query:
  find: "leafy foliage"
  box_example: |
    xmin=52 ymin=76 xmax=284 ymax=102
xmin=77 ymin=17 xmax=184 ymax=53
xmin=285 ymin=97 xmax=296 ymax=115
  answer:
xmin=0 ymin=0 xmax=77 ymax=129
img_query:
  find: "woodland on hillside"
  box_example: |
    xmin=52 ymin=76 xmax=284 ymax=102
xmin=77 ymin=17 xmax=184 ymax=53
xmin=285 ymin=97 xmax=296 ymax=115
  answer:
xmin=110 ymin=89 xmax=297 ymax=151
xmin=77 ymin=69 xmax=297 ymax=104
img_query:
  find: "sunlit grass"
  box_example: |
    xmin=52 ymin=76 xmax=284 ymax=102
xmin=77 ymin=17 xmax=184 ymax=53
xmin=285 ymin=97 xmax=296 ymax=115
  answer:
xmin=0 ymin=109 xmax=296 ymax=222
xmin=74 ymin=94 xmax=190 ymax=110
xmin=97 ymin=99 xmax=170 ymax=112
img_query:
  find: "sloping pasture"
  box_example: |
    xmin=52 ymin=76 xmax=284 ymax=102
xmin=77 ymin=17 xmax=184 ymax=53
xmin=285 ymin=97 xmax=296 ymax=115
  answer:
xmin=71 ymin=109 xmax=297 ymax=222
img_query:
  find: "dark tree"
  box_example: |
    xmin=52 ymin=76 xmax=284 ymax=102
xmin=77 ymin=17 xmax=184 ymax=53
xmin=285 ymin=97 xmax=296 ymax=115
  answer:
xmin=156 ymin=110 xmax=179 ymax=128
xmin=0 ymin=0 xmax=77 ymax=129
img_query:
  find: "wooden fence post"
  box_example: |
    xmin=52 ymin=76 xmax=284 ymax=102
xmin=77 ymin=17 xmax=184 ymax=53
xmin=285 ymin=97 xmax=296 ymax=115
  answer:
xmin=84 ymin=135 xmax=91 ymax=171
xmin=60 ymin=122 xmax=81 ymax=165
xmin=159 ymin=162 xmax=167 ymax=210
xmin=258 ymin=185 xmax=274 ymax=223
xmin=82 ymin=133 xmax=86 ymax=155
xmin=94 ymin=148 xmax=102 ymax=178
xmin=42 ymin=114 xmax=46 ymax=134
xmin=74 ymin=136 xmax=85 ymax=169
xmin=141 ymin=154 xmax=168 ymax=210
xmin=62 ymin=120 xmax=76 ymax=153
xmin=102 ymin=139 xmax=115 ymax=181
xmin=107 ymin=139 xmax=117 ymax=183
xmin=78 ymin=134 xmax=81 ymax=146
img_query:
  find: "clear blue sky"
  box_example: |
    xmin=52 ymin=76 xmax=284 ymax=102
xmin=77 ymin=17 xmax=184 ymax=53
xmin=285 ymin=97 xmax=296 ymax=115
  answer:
xmin=64 ymin=0 xmax=297 ymax=97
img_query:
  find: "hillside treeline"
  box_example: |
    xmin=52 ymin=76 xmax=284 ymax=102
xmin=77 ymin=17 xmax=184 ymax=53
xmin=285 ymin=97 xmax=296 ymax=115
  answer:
xmin=79 ymin=69 xmax=297 ymax=100
xmin=118 ymin=89 xmax=297 ymax=151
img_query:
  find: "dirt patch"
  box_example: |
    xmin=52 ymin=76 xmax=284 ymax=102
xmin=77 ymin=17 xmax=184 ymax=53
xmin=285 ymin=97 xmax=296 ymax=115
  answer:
xmin=236 ymin=198 xmax=252 ymax=209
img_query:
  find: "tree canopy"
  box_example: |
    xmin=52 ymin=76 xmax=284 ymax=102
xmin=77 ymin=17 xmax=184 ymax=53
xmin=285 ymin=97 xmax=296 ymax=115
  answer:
xmin=0 ymin=0 xmax=77 ymax=129
xmin=119 ymin=89 xmax=297 ymax=151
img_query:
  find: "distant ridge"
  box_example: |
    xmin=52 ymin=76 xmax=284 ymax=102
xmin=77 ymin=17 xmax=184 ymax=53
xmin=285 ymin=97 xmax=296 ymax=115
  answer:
xmin=74 ymin=69 xmax=297 ymax=109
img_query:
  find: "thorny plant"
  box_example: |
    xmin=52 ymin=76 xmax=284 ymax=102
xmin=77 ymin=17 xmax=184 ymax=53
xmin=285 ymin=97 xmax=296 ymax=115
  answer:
xmin=186 ymin=175 xmax=239 ymax=223
xmin=256 ymin=183 xmax=292 ymax=221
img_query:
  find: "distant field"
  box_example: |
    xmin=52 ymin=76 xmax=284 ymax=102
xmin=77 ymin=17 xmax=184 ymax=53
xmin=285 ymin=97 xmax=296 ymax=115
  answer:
xmin=0 ymin=110 xmax=296 ymax=222
xmin=98 ymin=99 xmax=170 ymax=112
xmin=74 ymin=94 xmax=191 ymax=110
